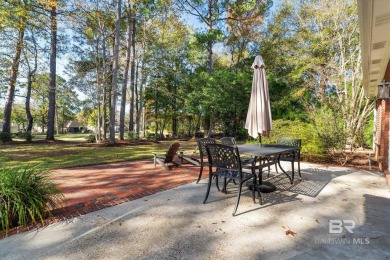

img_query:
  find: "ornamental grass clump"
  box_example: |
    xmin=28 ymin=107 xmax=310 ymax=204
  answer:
xmin=0 ymin=166 xmax=63 ymax=234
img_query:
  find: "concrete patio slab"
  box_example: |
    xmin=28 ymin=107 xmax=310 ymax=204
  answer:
xmin=0 ymin=162 xmax=389 ymax=259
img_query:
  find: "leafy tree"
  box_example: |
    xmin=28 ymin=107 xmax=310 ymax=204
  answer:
xmin=1 ymin=0 xmax=29 ymax=138
xmin=68 ymin=0 xmax=118 ymax=141
xmin=31 ymin=73 xmax=78 ymax=133
xmin=11 ymin=103 xmax=27 ymax=132
xmin=109 ymin=0 xmax=122 ymax=144
xmin=143 ymin=9 xmax=191 ymax=138
xmin=260 ymin=0 xmax=374 ymax=151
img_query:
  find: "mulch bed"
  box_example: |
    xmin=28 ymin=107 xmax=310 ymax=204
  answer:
xmin=303 ymin=152 xmax=379 ymax=171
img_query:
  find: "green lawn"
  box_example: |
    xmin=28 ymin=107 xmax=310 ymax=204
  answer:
xmin=0 ymin=134 xmax=197 ymax=170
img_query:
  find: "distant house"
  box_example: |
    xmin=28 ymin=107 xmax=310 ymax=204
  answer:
xmin=65 ymin=121 xmax=83 ymax=133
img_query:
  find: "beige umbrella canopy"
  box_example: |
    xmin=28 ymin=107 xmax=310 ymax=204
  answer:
xmin=245 ymin=55 xmax=272 ymax=141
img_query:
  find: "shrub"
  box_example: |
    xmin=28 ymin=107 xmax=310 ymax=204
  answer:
xmin=0 ymin=166 xmax=63 ymax=233
xmin=271 ymin=120 xmax=325 ymax=157
xmin=127 ymin=131 xmax=140 ymax=142
xmin=146 ymin=132 xmax=156 ymax=141
xmin=363 ymin=112 xmax=374 ymax=148
xmin=86 ymin=134 xmax=96 ymax=143
xmin=18 ymin=132 xmax=32 ymax=142
xmin=247 ymin=119 xmax=325 ymax=158
xmin=0 ymin=132 xmax=12 ymax=143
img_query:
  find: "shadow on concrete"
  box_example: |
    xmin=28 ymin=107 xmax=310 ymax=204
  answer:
xmin=267 ymin=167 xmax=353 ymax=198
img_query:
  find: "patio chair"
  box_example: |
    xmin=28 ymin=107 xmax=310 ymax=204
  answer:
xmin=221 ymin=137 xmax=237 ymax=146
xmin=275 ymin=138 xmax=302 ymax=182
xmin=220 ymin=137 xmax=256 ymax=188
xmin=153 ymin=142 xmax=181 ymax=170
xmin=203 ymin=144 xmax=256 ymax=216
xmin=195 ymin=138 xmax=216 ymax=183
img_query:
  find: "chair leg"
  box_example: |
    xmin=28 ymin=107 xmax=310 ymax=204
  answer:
xmin=197 ymin=164 xmax=204 ymax=183
xmin=298 ymin=160 xmax=301 ymax=178
xmin=215 ymin=175 xmax=220 ymax=191
xmin=203 ymin=174 xmax=213 ymax=204
xmin=291 ymin=161 xmax=294 ymax=184
xmin=267 ymin=159 xmax=271 ymax=177
xmin=233 ymin=182 xmax=243 ymax=216
xmin=251 ymin=177 xmax=256 ymax=203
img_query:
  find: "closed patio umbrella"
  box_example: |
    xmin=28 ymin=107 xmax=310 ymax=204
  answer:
xmin=245 ymin=55 xmax=272 ymax=142
xmin=244 ymin=55 xmax=276 ymax=193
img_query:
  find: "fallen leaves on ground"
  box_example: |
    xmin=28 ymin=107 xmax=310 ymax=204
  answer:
xmin=286 ymin=230 xmax=297 ymax=236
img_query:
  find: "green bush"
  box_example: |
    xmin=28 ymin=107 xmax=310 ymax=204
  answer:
xmin=0 ymin=166 xmax=63 ymax=233
xmin=0 ymin=132 xmax=12 ymax=143
xmin=363 ymin=112 xmax=374 ymax=148
xmin=146 ymin=132 xmax=156 ymax=141
xmin=18 ymin=132 xmax=32 ymax=142
xmin=247 ymin=119 xmax=325 ymax=158
xmin=86 ymin=134 xmax=96 ymax=143
xmin=309 ymin=105 xmax=347 ymax=151
xmin=127 ymin=131 xmax=140 ymax=142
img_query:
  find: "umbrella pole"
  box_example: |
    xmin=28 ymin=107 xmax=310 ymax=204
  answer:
xmin=259 ymin=135 xmax=262 ymax=148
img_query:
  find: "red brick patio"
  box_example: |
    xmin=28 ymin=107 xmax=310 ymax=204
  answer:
xmin=50 ymin=159 xmax=203 ymax=218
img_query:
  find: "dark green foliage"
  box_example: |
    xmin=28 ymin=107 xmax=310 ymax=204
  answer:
xmin=18 ymin=132 xmax=32 ymax=142
xmin=309 ymin=103 xmax=348 ymax=151
xmin=363 ymin=112 xmax=374 ymax=148
xmin=267 ymin=73 xmax=307 ymax=121
xmin=86 ymin=134 xmax=96 ymax=143
xmin=0 ymin=132 xmax=12 ymax=143
xmin=127 ymin=131 xmax=140 ymax=142
xmin=251 ymin=119 xmax=325 ymax=158
xmin=185 ymin=68 xmax=253 ymax=137
xmin=146 ymin=132 xmax=157 ymax=141
xmin=0 ymin=166 xmax=62 ymax=233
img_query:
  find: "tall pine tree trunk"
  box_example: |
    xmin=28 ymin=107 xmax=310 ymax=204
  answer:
xmin=135 ymin=20 xmax=146 ymax=135
xmin=95 ymin=37 xmax=101 ymax=142
xmin=119 ymin=0 xmax=133 ymax=140
xmin=109 ymin=0 xmax=122 ymax=143
xmin=25 ymin=72 xmax=34 ymax=134
xmin=102 ymin=32 xmax=108 ymax=140
xmin=129 ymin=12 xmax=136 ymax=132
xmin=24 ymin=33 xmax=38 ymax=137
xmin=2 ymin=16 xmax=26 ymax=138
xmin=46 ymin=3 xmax=57 ymax=140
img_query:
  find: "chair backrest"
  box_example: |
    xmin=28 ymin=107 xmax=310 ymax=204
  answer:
xmin=276 ymin=138 xmax=301 ymax=147
xmin=221 ymin=137 xmax=236 ymax=146
xmin=197 ymin=138 xmax=216 ymax=158
xmin=164 ymin=143 xmax=180 ymax=163
xmin=206 ymin=144 xmax=241 ymax=171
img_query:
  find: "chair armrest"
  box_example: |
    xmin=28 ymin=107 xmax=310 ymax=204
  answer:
xmin=178 ymin=149 xmax=200 ymax=166
xmin=152 ymin=152 xmax=165 ymax=157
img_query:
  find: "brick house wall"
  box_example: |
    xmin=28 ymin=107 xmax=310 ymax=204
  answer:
xmin=375 ymin=99 xmax=390 ymax=185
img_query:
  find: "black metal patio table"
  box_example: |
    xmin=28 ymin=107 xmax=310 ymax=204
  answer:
xmin=236 ymin=144 xmax=300 ymax=187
